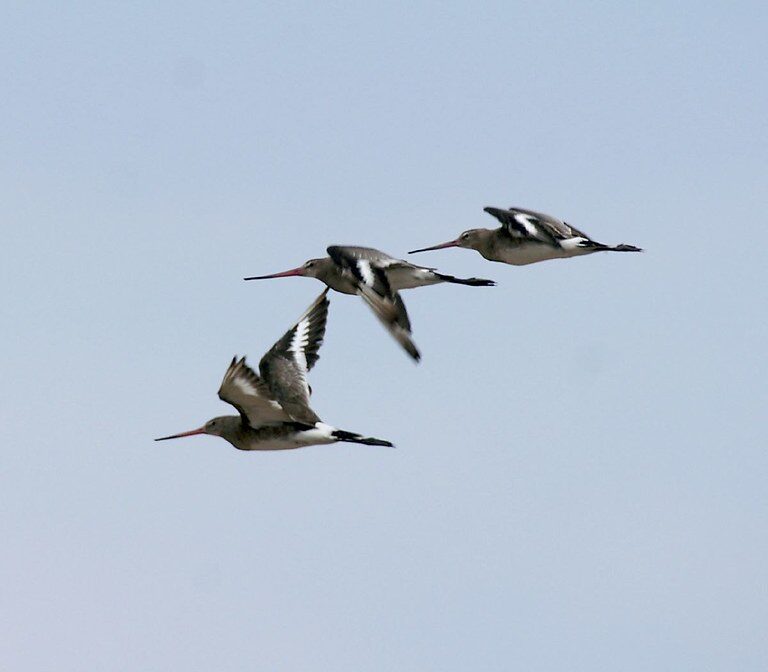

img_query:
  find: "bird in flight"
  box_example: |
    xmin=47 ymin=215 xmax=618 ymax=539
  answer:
xmin=409 ymin=206 xmax=643 ymax=266
xmin=155 ymin=290 xmax=393 ymax=450
xmin=245 ymin=245 xmax=495 ymax=362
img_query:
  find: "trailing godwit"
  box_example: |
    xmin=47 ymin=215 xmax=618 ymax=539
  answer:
xmin=155 ymin=290 xmax=393 ymax=450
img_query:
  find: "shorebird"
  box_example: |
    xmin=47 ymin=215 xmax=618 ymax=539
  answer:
xmin=409 ymin=206 xmax=643 ymax=266
xmin=244 ymin=245 xmax=495 ymax=362
xmin=155 ymin=290 xmax=393 ymax=450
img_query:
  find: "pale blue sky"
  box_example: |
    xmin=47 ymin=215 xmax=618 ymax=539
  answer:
xmin=2 ymin=2 xmax=767 ymax=670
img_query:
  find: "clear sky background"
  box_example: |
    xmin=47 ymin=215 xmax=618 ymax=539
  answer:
xmin=1 ymin=2 xmax=766 ymax=670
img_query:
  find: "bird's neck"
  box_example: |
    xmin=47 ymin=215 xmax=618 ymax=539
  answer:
xmin=480 ymin=229 xmax=505 ymax=257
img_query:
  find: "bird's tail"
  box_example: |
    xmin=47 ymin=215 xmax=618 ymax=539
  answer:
xmin=433 ymin=272 xmax=496 ymax=287
xmin=573 ymin=239 xmax=644 ymax=253
xmin=332 ymin=429 xmax=394 ymax=447
xmin=608 ymin=243 xmax=644 ymax=252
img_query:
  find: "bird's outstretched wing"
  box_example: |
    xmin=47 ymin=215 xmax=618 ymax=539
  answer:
xmin=258 ymin=289 xmax=330 ymax=425
xmin=485 ymin=206 xmax=589 ymax=245
xmin=218 ymin=357 xmax=290 ymax=427
xmin=327 ymin=246 xmax=421 ymax=362
xmin=326 ymin=245 xmax=391 ymax=261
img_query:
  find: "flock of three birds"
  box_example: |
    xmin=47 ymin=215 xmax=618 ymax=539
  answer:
xmin=156 ymin=206 xmax=642 ymax=450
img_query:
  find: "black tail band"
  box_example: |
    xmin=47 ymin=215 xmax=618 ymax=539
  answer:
xmin=332 ymin=429 xmax=394 ymax=447
xmin=434 ymin=273 xmax=496 ymax=287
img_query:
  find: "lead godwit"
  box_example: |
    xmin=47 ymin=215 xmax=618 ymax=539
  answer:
xmin=244 ymin=245 xmax=495 ymax=362
xmin=409 ymin=206 xmax=643 ymax=266
xmin=155 ymin=290 xmax=393 ymax=450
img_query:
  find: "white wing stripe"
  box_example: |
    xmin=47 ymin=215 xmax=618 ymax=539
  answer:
xmin=231 ymin=376 xmax=261 ymax=396
xmin=514 ymin=213 xmax=540 ymax=236
xmin=290 ymin=316 xmax=310 ymax=373
xmin=357 ymin=259 xmax=376 ymax=287
xmin=218 ymin=358 xmax=291 ymax=424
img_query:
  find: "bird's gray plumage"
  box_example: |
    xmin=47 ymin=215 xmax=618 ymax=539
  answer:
xmin=409 ymin=205 xmax=642 ymax=265
xmin=156 ymin=289 xmax=394 ymax=450
xmin=244 ymin=244 xmax=495 ymax=361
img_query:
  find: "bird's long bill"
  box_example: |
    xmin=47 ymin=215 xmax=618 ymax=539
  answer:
xmin=154 ymin=425 xmax=206 ymax=441
xmin=243 ymin=266 xmax=304 ymax=281
xmin=408 ymin=239 xmax=460 ymax=254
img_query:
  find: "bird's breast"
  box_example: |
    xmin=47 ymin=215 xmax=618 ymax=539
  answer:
xmin=325 ymin=276 xmax=358 ymax=295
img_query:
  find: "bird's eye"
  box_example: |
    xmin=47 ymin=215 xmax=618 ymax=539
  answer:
xmin=461 ymin=232 xmax=470 ymax=240
xmin=306 ymin=261 xmax=315 ymax=268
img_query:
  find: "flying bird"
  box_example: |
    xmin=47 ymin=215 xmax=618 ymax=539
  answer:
xmin=409 ymin=206 xmax=643 ymax=266
xmin=155 ymin=290 xmax=393 ymax=450
xmin=244 ymin=245 xmax=495 ymax=362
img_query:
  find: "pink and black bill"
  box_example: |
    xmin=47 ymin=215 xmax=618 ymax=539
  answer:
xmin=243 ymin=267 xmax=304 ymax=281
xmin=407 ymin=239 xmax=460 ymax=254
xmin=154 ymin=426 xmax=206 ymax=441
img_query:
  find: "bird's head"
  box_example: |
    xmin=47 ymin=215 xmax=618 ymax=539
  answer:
xmin=297 ymin=257 xmax=331 ymax=280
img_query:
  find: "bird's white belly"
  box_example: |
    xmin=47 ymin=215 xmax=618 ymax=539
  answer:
xmin=243 ymin=438 xmax=310 ymax=451
xmin=386 ymin=266 xmax=440 ymax=290
xmin=494 ymin=241 xmax=591 ymax=265
xmin=242 ymin=424 xmax=336 ymax=451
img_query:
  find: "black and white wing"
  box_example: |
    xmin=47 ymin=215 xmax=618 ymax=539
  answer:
xmin=484 ymin=206 xmax=589 ymax=245
xmin=327 ymin=246 xmax=421 ymax=362
xmin=258 ymin=289 xmax=330 ymax=425
xmin=325 ymin=245 xmax=399 ymax=267
xmin=218 ymin=357 xmax=290 ymax=427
